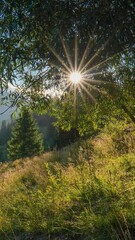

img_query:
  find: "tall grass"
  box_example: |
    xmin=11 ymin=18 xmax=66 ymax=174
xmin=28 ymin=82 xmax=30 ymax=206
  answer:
xmin=0 ymin=120 xmax=135 ymax=239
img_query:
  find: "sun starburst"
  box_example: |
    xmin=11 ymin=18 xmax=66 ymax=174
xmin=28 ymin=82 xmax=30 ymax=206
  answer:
xmin=46 ymin=34 xmax=111 ymax=104
xmin=69 ymin=71 xmax=82 ymax=84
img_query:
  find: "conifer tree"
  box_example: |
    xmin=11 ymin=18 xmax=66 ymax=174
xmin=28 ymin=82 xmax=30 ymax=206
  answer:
xmin=8 ymin=109 xmax=44 ymax=160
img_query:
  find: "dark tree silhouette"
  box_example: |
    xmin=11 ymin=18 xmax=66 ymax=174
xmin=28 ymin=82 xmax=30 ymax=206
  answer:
xmin=8 ymin=109 xmax=44 ymax=160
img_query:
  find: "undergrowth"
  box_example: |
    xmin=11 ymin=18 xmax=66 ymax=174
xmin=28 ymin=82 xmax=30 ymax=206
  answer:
xmin=0 ymin=120 xmax=135 ymax=240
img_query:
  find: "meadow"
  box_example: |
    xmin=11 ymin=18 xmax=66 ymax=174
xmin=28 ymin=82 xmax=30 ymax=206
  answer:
xmin=0 ymin=120 xmax=135 ymax=240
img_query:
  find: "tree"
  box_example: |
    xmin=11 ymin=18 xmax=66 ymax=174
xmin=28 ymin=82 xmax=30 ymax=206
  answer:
xmin=1 ymin=0 xmax=135 ymax=94
xmin=8 ymin=109 xmax=44 ymax=160
xmin=34 ymin=114 xmax=58 ymax=150
xmin=1 ymin=0 xmax=135 ymax=131
xmin=0 ymin=121 xmax=12 ymax=162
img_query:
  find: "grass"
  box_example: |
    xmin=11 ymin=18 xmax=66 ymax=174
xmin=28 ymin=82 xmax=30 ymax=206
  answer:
xmin=0 ymin=120 xmax=135 ymax=239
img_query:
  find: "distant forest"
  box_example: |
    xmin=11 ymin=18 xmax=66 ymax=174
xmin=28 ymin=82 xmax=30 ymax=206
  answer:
xmin=0 ymin=114 xmax=79 ymax=162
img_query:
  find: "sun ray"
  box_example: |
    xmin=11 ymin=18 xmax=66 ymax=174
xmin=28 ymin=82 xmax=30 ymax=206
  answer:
xmin=60 ymin=34 xmax=74 ymax=72
xmin=45 ymin=34 xmax=119 ymax=105
xmin=82 ymin=80 xmax=104 ymax=94
xmin=75 ymin=34 xmax=78 ymax=71
xmin=80 ymin=35 xmax=114 ymax=73
xmin=82 ymin=78 xmax=108 ymax=84
xmin=78 ymin=37 xmax=94 ymax=72
xmin=83 ymin=49 xmax=125 ymax=75
xmin=78 ymin=85 xmax=86 ymax=103
xmin=63 ymin=81 xmax=73 ymax=92
xmin=80 ymin=45 xmax=104 ymax=73
xmin=79 ymin=82 xmax=96 ymax=102
xmin=48 ymin=62 xmax=68 ymax=75
xmin=86 ymin=59 xmax=110 ymax=74
xmin=46 ymin=44 xmax=71 ymax=72
xmin=91 ymin=71 xmax=105 ymax=76
xmin=74 ymin=84 xmax=77 ymax=112
xmin=69 ymin=82 xmax=74 ymax=93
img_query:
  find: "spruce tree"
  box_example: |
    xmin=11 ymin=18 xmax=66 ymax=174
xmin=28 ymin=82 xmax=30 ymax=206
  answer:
xmin=8 ymin=109 xmax=44 ymax=160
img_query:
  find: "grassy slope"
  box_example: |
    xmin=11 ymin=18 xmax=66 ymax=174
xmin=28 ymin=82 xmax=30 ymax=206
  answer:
xmin=0 ymin=121 xmax=135 ymax=240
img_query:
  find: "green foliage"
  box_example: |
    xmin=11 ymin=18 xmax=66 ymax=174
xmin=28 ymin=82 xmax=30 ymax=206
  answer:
xmin=1 ymin=0 xmax=135 ymax=114
xmin=0 ymin=121 xmax=135 ymax=239
xmin=7 ymin=109 xmax=44 ymax=160
xmin=50 ymin=91 xmax=129 ymax=137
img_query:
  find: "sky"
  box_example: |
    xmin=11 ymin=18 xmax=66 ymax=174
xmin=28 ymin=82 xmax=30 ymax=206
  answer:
xmin=0 ymin=83 xmax=17 ymax=126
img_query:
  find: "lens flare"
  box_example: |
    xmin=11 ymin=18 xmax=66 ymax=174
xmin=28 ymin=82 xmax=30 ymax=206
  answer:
xmin=70 ymin=71 xmax=82 ymax=84
xmin=46 ymin=34 xmax=112 ymax=104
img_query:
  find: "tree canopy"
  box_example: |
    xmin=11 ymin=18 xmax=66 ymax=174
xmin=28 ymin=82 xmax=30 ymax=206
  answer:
xmin=1 ymin=0 xmax=135 ymax=131
xmin=1 ymin=0 xmax=134 ymax=84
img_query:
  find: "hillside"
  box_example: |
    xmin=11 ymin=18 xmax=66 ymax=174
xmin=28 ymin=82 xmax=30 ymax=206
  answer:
xmin=0 ymin=120 xmax=135 ymax=240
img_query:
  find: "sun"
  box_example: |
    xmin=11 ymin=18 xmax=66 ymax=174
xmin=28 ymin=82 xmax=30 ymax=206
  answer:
xmin=46 ymin=34 xmax=108 ymax=104
xmin=69 ymin=71 xmax=82 ymax=84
